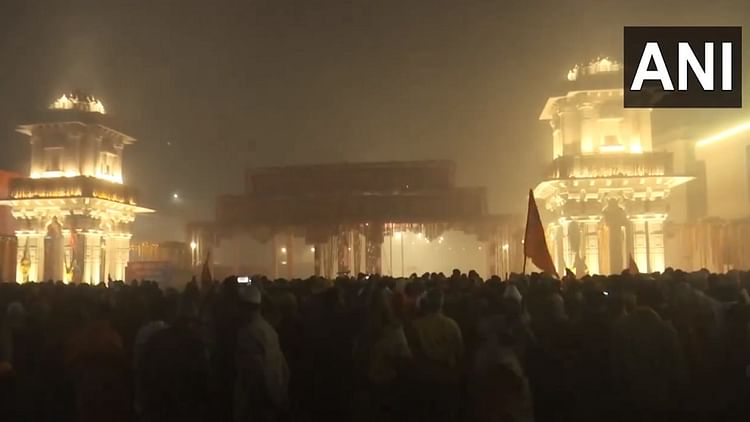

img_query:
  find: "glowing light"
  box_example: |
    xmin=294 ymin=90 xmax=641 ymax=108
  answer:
xmin=310 ymin=246 xmax=315 ymax=252
xmin=190 ymin=241 xmax=197 ymax=251
xmin=394 ymin=231 xmax=402 ymax=240
xmin=280 ymin=247 xmax=287 ymax=254
xmin=696 ymin=121 xmax=750 ymax=148
xmin=566 ymin=57 xmax=621 ymax=81
xmin=50 ymin=93 xmax=106 ymax=114
xmin=502 ymin=243 xmax=510 ymax=251
xmin=281 ymin=260 xmax=287 ymax=265
xmin=94 ymin=172 xmax=124 ymax=184
xmin=629 ymin=143 xmax=643 ymax=154
xmin=599 ymin=144 xmax=626 ymax=153
xmin=172 ymin=193 xmax=180 ymax=200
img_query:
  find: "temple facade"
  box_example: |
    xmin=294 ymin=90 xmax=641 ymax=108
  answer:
xmin=0 ymin=92 xmax=152 ymax=283
xmin=188 ymin=161 xmax=523 ymax=279
xmin=534 ymin=59 xmax=692 ymax=275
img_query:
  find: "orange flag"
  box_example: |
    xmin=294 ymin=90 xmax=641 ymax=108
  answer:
xmin=628 ymin=253 xmax=640 ymax=275
xmin=523 ymin=189 xmax=558 ymax=278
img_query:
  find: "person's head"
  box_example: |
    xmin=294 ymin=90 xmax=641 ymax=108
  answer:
xmin=5 ymin=302 xmax=26 ymax=329
xmin=238 ymin=285 xmax=262 ymax=314
xmin=420 ymin=288 xmax=444 ymax=314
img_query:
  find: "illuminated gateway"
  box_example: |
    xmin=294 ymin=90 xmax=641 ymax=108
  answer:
xmin=0 ymin=92 xmax=153 ymax=283
xmin=534 ymin=58 xmax=692 ymax=274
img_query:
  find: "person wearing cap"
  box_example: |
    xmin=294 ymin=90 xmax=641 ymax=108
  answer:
xmin=407 ymin=288 xmax=464 ymax=420
xmin=234 ymin=285 xmax=289 ymax=422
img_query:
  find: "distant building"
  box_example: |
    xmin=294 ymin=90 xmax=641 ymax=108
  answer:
xmin=663 ymin=122 xmax=750 ymax=272
xmin=0 ymin=91 xmax=153 ymax=283
xmin=127 ymin=240 xmax=192 ymax=286
xmin=130 ymin=240 xmax=191 ymax=269
xmin=189 ymin=161 xmax=522 ymax=279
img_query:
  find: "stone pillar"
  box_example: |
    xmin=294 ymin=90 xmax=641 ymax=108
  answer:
xmin=313 ymin=243 xmax=322 ymax=276
xmin=352 ymin=231 xmax=362 ymax=275
xmin=16 ymin=231 xmax=45 ymax=283
xmin=365 ymin=225 xmax=383 ymax=275
xmin=647 ymin=219 xmax=666 ymax=273
xmin=487 ymin=240 xmax=498 ymax=276
xmin=286 ymin=233 xmax=294 ymax=279
xmin=337 ymin=229 xmax=350 ymax=275
xmin=631 ymin=219 xmax=649 ymax=273
xmin=584 ymin=221 xmax=600 ymax=275
xmin=82 ymin=232 xmax=102 ymax=284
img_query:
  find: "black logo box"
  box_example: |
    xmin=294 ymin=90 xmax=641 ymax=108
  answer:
xmin=623 ymin=26 xmax=742 ymax=108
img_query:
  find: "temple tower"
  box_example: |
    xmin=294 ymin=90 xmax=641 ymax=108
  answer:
xmin=534 ymin=59 xmax=692 ymax=274
xmin=0 ymin=91 xmax=153 ymax=283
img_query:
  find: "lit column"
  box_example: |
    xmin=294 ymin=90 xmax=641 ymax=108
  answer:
xmin=353 ymin=231 xmax=362 ymax=275
xmin=16 ymin=231 xmax=45 ymax=283
xmin=190 ymin=240 xmax=197 ymax=268
xmin=63 ymin=230 xmax=73 ymax=283
xmin=647 ymin=219 xmax=665 ymax=273
xmin=631 ymin=219 xmax=649 ymax=273
xmin=338 ymin=230 xmax=350 ymax=275
xmin=502 ymin=243 xmax=510 ymax=277
xmin=286 ymin=233 xmax=294 ymax=279
xmin=83 ymin=232 xmax=102 ymax=284
xmin=486 ymin=240 xmax=498 ymax=276
xmin=313 ymin=244 xmax=322 ymax=276
xmin=584 ymin=221 xmax=600 ymax=275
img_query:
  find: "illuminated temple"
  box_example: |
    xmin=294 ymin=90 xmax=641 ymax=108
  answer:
xmin=0 ymin=92 xmax=152 ymax=283
xmin=534 ymin=59 xmax=693 ymax=274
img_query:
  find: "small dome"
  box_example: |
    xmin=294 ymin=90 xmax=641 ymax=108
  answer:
xmin=567 ymin=57 xmax=622 ymax=81
xmin=50 ymin=90 xmax=106 ymax=114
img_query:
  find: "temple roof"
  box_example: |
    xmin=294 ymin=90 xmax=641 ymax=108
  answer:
xmin=50 ymin=90 xmax=106 ymax=114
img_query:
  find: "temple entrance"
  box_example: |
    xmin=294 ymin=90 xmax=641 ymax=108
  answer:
xmin=44 ymin=218 xmax=64 ymax=281
xmin=602 ymin=200 xmax=628 ymax=274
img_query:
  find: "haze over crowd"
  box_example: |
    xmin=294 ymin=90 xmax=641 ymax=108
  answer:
xmin=0 ymin=0 xmax=747 ymax=242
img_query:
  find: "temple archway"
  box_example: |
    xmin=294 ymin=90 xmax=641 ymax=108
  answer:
xmin=43 ymin=217 xmax=64 ymax=281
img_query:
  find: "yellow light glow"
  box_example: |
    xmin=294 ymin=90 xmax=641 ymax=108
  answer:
xmin=696 ymin=121 xmax=750 ymax=148
xmin=190 ymin=241 xmax=197 ymax=250
xmin=280 ymin=247 xmax=287 ymax=254
xmin=502 ymin=243 xmax=510 ymax=251
xmin=629 ymin=143 xmax=643 ymax=154
xmin=599 ymin=144 xmax=626 ymax=153
xmin=94 ymin=172 xmax=124 ymax=184
xmin=50 ymin=93 xmax=106 ymax=114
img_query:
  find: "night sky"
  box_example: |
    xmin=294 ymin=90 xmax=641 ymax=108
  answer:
xmin=0 ymin=0 xmax=747 ymax=241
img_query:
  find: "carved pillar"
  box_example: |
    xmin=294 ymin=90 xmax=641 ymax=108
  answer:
xmin=603 ymin=199 xmax=628 ymax=274
xmin=337 ymin=228 xmax=350 ymax=275
xmin=365 ymin=224 xmax=383 ymax=274
xmin=487 ymin=240 xmax=498 ymax=276
xmin=647 ymin=219 xmax=666 ymax=273
xmin=584 ymin=220 xmax=600 ymax=275
xmin=82 ymin=231 xmax=102 ymax=284
xmin=353 ymin=230 xmax=362 ymax=275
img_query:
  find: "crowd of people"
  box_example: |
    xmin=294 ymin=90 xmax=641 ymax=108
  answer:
xmin=1 ymin=268 xmax=750 ymax=421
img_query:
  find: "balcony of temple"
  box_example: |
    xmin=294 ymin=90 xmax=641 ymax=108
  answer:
xmin=548 ymin=152 xmax=673 ymax=180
